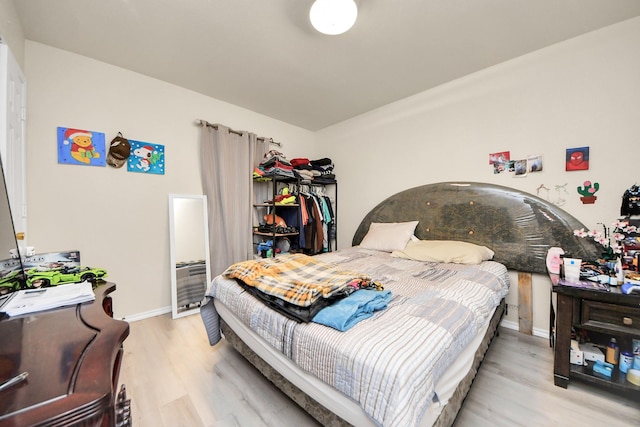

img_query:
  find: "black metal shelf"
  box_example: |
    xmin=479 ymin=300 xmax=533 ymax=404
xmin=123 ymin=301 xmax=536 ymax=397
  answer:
xmin=253 ymin=173 xmax=337 ymax=256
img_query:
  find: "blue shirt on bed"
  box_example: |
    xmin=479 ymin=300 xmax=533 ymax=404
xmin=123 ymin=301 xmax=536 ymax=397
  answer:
xmin=312 ymin=289 xmax=392 ymax=332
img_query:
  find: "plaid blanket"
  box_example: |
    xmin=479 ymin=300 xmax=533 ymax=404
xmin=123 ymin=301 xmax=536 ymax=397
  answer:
xmin=222 ymin=254 xmax=379 ymax=307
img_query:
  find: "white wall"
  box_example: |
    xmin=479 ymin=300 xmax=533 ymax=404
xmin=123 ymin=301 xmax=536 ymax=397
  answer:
xmin=24 ymin=41 xmax=317 ymax=319
xmin=20 ymin=17 xmax=640 ymax=331
xmin=319 ymin=18 xmax=640 ymax=335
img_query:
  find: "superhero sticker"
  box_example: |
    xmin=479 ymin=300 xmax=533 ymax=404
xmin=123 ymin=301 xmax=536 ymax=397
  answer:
xmin=127 ymin=140 xmax=165 ymax=175
xmin=566 ymin=146 xmax=589 ymax=171
xmin=57 ymin=127 xmax=106 ymax=166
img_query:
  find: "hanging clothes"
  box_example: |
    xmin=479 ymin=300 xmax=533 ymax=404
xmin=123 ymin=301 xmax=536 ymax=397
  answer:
xmin=301 ymin=193 xmax=324 ymax=254
xmin=323 ymin=194 xmax=335 ymax=251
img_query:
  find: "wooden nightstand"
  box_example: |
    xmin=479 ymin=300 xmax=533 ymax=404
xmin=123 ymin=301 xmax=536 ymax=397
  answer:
xmin=552 ymin=275 xmax=640 ymax=396
xmin=0 ymin=282 xmax=130 ymax=427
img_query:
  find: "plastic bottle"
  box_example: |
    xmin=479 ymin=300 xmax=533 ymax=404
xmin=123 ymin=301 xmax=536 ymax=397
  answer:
xmin=620 ymin=351 xmax=633 ymax=373
xmin=606 ymin=338 xmax=619 ymax=365
xmin=615 ymin=257 xmax=624 ymax=285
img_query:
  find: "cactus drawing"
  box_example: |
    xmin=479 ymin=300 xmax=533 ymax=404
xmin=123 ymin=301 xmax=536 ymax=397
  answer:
xmin=577 ymin=180 xmax=599 ymax=204
xmin=577 ymin=181 xmax=599 ymax=196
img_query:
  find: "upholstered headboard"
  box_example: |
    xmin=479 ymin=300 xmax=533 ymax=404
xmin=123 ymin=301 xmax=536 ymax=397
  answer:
xmin=352 ymin=182 xmax=600 ymax=274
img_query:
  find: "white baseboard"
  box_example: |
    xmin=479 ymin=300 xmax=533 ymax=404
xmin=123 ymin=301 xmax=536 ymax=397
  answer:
xmin=500 ymin=319 xmax=549 ymax=340
xmin=120 ymin=306 xmax=172 ymax=322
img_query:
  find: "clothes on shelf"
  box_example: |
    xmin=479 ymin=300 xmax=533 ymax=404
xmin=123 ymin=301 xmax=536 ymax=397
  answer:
xmin=255 ymin=150 xmax=295 ymax=178
xmin=256 ymin=155 xmax=336 ymax=184
xmin=309 ymin=158 xmax=336 ymax=183
xmin=253 ymin=150 xmax=337 ymax=256
xmin=293 ymin=158 xmax=336 ymax=184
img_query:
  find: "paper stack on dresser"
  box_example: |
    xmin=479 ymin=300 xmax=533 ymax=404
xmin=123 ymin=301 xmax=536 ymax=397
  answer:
xmin=0 ymin=282 xmax=95 ymax=317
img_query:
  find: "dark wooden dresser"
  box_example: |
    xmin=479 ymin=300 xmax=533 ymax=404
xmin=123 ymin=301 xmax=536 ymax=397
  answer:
xmin=552 ymin=276 xmax=640 ymax=396
xmin=0 ymin=282 xmax=130 ymax=427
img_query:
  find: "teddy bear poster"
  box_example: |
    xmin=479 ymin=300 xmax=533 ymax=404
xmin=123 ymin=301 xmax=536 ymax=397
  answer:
xmin=57 ymin=127 xmax=107 ymax=167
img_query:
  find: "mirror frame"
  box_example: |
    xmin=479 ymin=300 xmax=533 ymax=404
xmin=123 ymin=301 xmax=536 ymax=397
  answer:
xmin=169 ymin=194 xmax=212 ymax=319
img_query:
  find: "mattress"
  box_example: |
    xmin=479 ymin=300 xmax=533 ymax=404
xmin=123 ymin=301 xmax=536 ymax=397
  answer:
xmin=213 ymin=298 xmax=496 ymax=427
xmin=202 ymin=247 xmax=510 ymax=426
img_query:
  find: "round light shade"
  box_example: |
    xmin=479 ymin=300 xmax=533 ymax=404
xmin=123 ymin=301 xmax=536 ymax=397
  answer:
xmin=309 ymin=0 xmax=358 ymax=35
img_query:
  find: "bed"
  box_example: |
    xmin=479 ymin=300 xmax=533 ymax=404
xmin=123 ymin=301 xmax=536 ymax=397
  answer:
xmin=200 ymin=182 xmax=599 ymax=427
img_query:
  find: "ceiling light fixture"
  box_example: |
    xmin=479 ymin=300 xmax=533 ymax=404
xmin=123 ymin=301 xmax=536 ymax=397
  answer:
xmin=309 ymin=0 xmax=358 ymax=35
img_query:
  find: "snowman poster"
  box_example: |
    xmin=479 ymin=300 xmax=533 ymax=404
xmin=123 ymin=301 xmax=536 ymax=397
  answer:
xmin=127 ymin=140 xmax=165 ymax=175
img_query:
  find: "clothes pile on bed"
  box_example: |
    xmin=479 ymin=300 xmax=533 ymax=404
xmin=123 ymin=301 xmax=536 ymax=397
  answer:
xmin=202 ymin=246 xmax=510 ymax=427
xmin=222 ymin=253 xmax=390 ymax=327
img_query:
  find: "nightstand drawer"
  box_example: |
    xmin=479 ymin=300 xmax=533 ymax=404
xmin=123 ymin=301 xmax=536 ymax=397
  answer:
xmin=581 ymin=300 xmax=640 ymax=334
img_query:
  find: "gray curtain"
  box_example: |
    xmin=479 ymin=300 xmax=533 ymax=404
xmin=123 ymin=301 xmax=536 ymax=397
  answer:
xmin=200 ymin=123 xmax=268 ymax=276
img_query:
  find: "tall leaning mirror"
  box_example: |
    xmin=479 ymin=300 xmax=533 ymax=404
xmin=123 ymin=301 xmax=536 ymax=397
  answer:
xmin=169 ymin=194 xmax=212 ymax=319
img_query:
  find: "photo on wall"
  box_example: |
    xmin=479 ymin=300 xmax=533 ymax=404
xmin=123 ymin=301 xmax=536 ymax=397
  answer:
xmin=489 ymin=151 xmax=510 ymax=174
xmin=127 ymin=140 xmax=165 ymax=175
xmin=57 ymin=127 xmax=106 ymax=167
xmin=527 ymin=154 xmax=543 ymax=173
xmin=566 ymin=146 xmax=589 ymax=171
xmin=513 ymin=159 xmax=528 ymax=177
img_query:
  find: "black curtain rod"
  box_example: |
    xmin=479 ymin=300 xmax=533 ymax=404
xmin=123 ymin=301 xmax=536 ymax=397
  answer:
xmin=196 ymin=120 xmax=282 ymax=147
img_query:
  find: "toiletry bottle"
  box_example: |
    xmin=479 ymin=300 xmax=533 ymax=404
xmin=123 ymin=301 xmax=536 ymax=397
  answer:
xmin=615 ymin=257 xmax=624 ymax=285
xmin=606 ymin=338 xmax=619 ymax=365
xmin=620 ymin=351 xmax=633 ymax=373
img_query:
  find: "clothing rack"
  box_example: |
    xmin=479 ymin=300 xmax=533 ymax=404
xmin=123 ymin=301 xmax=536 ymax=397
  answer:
xmin=195 ymin=119 xmax=282 ymax=146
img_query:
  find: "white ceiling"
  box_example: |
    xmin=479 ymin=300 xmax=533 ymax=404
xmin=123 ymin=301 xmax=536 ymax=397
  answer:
xmin=14 ymin=0 xmax=640 ymax=131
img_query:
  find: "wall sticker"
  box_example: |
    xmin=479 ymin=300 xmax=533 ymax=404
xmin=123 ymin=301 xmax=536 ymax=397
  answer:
xmin=127 ymin=140 xmax=165 ymax=175
xmin=577 ymin=180 xmax=599 ymax=204
xmin=566 ymin=146 xmax=589 ymax=171
xmin=57 ymin=127 xmax=106 ymax=167
xmin=489 ymin=151 xmax=510 ymax=174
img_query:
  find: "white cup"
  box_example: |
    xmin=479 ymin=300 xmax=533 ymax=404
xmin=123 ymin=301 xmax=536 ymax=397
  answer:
xmin=563 ymin=258 xmax=582 ymax=283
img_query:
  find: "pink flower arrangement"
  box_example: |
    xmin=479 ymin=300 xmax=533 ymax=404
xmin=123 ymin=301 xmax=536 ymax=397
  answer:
xmin=574 ymin=220 xmax=637 ymax=258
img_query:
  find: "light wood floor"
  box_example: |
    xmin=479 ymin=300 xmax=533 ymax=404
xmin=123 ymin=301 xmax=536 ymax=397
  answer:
xmin=119 ymin=314 xmax=640 ymax=427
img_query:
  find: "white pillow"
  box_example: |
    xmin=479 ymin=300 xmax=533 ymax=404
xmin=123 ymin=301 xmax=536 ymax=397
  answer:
xmin=359 ymin=221 xmax=419 ymax=252
xmin=391 ymin=240 xmax=495 ymax=264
